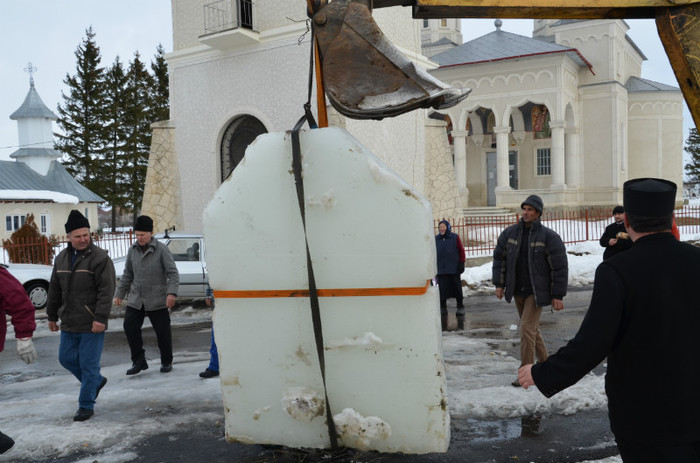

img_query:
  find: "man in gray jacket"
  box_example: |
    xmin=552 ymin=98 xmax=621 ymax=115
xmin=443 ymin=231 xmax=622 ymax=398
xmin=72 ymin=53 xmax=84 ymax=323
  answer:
xmin=114 ymin=215 xmax=179 ymax=375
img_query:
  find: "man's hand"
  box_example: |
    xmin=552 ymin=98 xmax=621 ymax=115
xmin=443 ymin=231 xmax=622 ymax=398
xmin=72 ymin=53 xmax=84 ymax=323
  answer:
xmin=92 ymin=321 xmax=106 ymax=333
xmin=518 ymin=364 xmax=534 ymax=389
xmin=113 ymin=297 xmax=122 ymax=306
xmin=16 ymin=338 xmax=37 ymax=364
xmin=608 ymin=238 xmax=618 ymax=246
xmin=48 ymin=321 xmax=59 ymax=332
xmin=495 ymin=287 xmax=504 ymax=300
xmin=166 ymin=294 xmax=177 ymax=309
xmin=551 ymin=299 xmax=564 ymax=311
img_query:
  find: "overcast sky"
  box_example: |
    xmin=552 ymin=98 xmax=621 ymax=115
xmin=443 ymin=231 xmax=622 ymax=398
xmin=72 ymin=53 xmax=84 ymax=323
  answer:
xmin=0 ymin=2 xmax=691 ymax=162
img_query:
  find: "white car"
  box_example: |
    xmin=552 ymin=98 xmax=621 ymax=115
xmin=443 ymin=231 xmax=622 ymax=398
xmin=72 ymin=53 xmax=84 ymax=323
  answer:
xmin=3 ymin=263 xmax=53 ymax=310
xmin=112 ymin=233 xmax=209 ymax=300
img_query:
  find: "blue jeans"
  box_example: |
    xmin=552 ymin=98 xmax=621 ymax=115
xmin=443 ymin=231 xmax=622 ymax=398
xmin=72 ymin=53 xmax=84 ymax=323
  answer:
xmin=208 ymin=330 xmax=219 ymax=372
xmin=58 ymin=331 xmax=105 ymax=410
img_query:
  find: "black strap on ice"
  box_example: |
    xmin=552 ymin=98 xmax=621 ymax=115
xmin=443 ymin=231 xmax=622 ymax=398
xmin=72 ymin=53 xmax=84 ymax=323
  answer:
xmin=289 ymin=22 xmax=338 ymax=449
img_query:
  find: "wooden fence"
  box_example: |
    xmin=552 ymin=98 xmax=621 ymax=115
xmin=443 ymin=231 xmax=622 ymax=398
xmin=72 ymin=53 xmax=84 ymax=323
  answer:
xmin=1 ymin=232 xmax=135 ymax=265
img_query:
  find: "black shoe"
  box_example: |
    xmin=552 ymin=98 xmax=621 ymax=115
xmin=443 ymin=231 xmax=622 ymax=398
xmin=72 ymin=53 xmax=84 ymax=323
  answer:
xmin=160 ymin=363 xmax=173 ymax=373
xmin=95 ymin=376 xmax=107 ymax=399
xmin=126 ymin=358 xmax=148 ymax=375
xmin=73 ymin=408 xmax=94 ymax=421
xmin=0 ymin=431 xmax=15 ymax=454
xmin=199 ymin=368 xmax=219 ymax=379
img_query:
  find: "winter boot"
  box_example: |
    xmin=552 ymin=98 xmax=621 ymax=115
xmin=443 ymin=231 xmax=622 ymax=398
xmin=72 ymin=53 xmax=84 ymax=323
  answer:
xmin=126 ymin=357 xmax=148 ymax=375
xmin=0 ymin=431 xmax=14 ymax=454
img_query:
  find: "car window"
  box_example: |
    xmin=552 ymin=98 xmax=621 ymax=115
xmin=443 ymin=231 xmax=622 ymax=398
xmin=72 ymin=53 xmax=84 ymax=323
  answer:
xmin=167 ymin=239 xmax=201 ymax=262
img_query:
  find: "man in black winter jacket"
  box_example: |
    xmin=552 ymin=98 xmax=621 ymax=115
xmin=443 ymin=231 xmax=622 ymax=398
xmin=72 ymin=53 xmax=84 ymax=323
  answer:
xmin=599 ymin=205 xmax=633 ymax=260
xmin=492 ymin=194 xmax=568 ymax=387
xmin=519 ymin=178 xmax=700 ymax=462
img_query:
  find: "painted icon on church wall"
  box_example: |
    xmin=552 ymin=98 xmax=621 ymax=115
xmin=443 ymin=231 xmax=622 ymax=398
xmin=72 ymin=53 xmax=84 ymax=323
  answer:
xmin=532 ymin=105 xmax=551 ymax=139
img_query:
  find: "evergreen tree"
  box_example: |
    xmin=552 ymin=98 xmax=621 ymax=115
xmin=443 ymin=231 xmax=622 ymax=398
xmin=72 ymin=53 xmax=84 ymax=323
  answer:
xmin=103 ymin=56 xmax=130 ymax=230
xmin=685 ymin=127 xmax=700 ymax=183
xmin=55 ymin=27 xmax=107 ymax=194
xmin=122 ymin=51 xmax=155 ymax=220
xmin=150 ymin=43 xmax=170 ymax=123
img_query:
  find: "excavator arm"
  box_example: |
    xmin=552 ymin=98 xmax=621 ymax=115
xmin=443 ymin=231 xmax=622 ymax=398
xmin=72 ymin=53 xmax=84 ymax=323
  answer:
xmin=312 ymin=0 xmax=700 ymax=128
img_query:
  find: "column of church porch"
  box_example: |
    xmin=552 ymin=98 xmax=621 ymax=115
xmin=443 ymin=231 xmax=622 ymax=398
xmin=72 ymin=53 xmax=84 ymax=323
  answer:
xmin=549 ymin=120 xmax=566 ymax=189
xmin=452 ymin=130 xmax=469 ymax=206
xmin=565 ymin=127 xmax=580 ymax=188
xmin=494 ymin=126 xmax=511 ymax=190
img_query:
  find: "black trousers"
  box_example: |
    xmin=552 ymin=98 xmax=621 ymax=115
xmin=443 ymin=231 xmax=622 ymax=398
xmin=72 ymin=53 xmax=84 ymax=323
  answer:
xmin=616 ymin=437 xmax=700 ymax=463
xmin=124 ymin=305 xmax=173 ymax=365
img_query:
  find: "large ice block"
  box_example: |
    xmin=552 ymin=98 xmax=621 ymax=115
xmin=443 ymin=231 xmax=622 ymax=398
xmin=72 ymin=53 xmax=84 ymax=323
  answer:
xmin=203 ymin=127 xmax=449 ymax=453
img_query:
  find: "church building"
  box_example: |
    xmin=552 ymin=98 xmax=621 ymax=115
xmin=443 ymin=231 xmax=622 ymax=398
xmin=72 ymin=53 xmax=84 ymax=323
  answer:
xmin=1 ymin=71 xmax=103 ymax=240
xmin=425 ymin=18 xmax=684 ymax=209
xmin=148 ymin=2 xmax=684 ymax=233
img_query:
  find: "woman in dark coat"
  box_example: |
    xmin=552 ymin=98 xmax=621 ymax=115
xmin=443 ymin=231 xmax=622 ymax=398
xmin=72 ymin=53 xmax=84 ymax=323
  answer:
xmin=435 ymin=220 xmax=466 ymax=315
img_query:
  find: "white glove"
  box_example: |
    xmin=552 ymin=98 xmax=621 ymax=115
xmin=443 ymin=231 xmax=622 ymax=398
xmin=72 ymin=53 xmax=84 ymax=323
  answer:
xmin=17 ymin=338 xmax=37 ymax=364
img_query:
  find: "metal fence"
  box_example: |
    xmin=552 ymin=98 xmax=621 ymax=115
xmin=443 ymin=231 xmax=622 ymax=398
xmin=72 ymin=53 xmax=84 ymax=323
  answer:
xmin=435 ymin=205 xmax=700 ymax=256
xmin=4 ymin=206 xmax=700 ymax=265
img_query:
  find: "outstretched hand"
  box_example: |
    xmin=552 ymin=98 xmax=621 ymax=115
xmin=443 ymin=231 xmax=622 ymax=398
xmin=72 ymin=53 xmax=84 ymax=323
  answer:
xmin=518 ymin=364 xmax=534 ymax=389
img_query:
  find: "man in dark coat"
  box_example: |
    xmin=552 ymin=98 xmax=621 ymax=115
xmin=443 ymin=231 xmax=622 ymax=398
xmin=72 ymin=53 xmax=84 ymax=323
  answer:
xmin=47 ymin=210 xmax=116 ymax=422
xmin=493 ymin=194 xmax=568 ymax=387
xmin=519 ymin=178 xmax=700 ymax=462
xmin=599 ymin=205 xmax=633 ymax=260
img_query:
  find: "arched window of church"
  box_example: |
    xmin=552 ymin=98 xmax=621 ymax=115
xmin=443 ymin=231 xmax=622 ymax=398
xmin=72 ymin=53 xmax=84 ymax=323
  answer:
xmin=486 ymin=111 xmax=495 ymax=134
xmin=220 ymin=115 xmax=267 ymax=182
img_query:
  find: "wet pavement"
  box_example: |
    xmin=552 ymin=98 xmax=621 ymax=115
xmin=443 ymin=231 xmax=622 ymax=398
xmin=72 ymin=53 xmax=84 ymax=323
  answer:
xmin=22 ymin=287 xmax=620 ymax=462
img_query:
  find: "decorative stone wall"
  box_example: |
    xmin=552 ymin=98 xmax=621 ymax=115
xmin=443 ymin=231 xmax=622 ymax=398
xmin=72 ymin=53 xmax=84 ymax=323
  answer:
xmin=141 ymin=121 xmax=183 ymax=234
xmin=424 ymin=119 xmax=462 ymax=220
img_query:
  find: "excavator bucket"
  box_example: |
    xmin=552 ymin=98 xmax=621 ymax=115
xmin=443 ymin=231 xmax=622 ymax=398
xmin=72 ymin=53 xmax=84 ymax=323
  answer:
xmin=312 ymin=0 xmax=470 ymax=120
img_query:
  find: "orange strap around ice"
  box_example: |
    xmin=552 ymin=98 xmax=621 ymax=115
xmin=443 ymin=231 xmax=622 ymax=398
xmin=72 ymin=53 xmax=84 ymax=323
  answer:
xmin=213 ymin=279 xmax=431 ymax=299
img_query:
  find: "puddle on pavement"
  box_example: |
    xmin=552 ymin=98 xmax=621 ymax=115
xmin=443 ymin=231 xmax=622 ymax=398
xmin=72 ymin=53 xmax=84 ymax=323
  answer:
xmin=452 ymin=415 xmax=544 ymax=445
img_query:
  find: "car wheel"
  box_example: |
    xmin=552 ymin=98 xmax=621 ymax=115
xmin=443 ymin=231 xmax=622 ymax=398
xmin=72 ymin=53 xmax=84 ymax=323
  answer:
xmin=25 ymin=281 xmax=49 ymax=310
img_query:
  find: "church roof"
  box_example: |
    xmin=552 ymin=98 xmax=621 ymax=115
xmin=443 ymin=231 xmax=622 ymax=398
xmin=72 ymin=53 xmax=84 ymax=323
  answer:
xmin=626 ymin=76 xmax=679 ymax=92
xmin=431 ymin=24 xmax=593 ymax=73
xmin=0 ymin=160 xmax=103 ymax=202
xmin=9 ymin=84 xmax=57 ymax=120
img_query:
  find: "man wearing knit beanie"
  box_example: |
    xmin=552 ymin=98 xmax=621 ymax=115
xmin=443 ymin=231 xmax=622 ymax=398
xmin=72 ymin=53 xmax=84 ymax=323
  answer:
xmin=47 ymin=210 xmax=115 ymax=421
xmin=492 ymin=195 xmax=568 ymax=387
xmin=114 ymin=215 xmax=179 ymax=375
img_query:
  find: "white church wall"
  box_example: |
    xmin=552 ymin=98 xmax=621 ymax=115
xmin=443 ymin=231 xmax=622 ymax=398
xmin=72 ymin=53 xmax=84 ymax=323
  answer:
xmin=168 ymin=1 xmax=431 ymax=232
xmin=627 ymin=92 xmax=684 ymax=199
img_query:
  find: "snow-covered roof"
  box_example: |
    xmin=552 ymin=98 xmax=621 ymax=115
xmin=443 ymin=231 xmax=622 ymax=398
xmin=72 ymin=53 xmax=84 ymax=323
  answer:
xmin=626 ymin=76 xmax=679 ymax=92
xmin=0 ymin=160 xmax=103 ymax=203
xmin=9 ymin=83 xmax=57 ymax=120
xmin=431 ymin=25 xmax=592 ymax=72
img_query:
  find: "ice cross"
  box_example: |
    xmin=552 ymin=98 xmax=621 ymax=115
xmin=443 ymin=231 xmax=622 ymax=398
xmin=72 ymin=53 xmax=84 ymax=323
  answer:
xmin=24 ymin=62 xmax=38 ymax=87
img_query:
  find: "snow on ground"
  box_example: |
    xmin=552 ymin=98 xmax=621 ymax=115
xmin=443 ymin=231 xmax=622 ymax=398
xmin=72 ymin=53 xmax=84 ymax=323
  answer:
xmin=3 ymin=234 xmax=699 ymax=462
